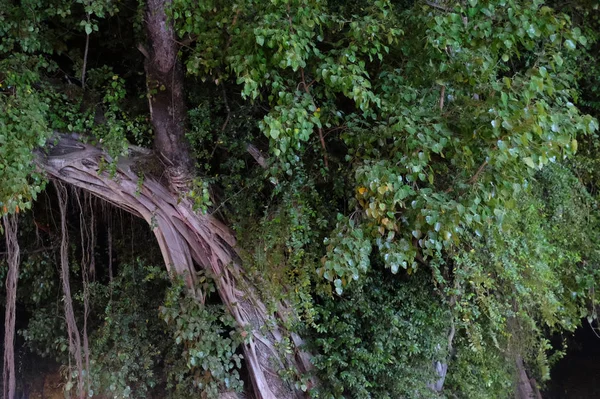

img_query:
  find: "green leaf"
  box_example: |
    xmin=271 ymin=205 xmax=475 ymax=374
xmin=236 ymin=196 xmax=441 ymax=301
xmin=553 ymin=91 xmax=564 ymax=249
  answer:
xmin=334 ymin=279 xmax=343 ymax=295
xmin=523 ymin=157 xmax=535 ymax=168
xmin=564 ymin=39 xmax=576 ymax=50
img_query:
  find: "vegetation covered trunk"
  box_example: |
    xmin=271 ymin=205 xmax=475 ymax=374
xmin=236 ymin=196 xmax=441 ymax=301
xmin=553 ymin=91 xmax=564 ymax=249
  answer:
xmin=36 ymin=134 xmax=311 ymax=398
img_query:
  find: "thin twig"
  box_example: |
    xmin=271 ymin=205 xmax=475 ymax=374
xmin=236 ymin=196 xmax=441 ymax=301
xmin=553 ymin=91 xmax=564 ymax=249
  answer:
xmin=137 ymin=43 xmax=150 ymax=59
xmin=439 ymin=85 xmax=446 ymax=111
xmin=323 ymin=124 xmax=348 ymax=138
xmin=246 ymin=143 xmax=267 ymax=168
xmin=221 ymin=83 xmax=231 ymax=132
xmin=426 ymin=1 xmax=452 ymax=12
xmin=81 ymin=14 xmax=91 ymax=88
xmin=468 ymin=160 xmax=488 ymax=184
xmin=444 ymin=158 xmax=489 ymax=194
xmin=209 ymin=185 xmax=251 ymax=216
xmin=207 ymin=85 xmax=232 ymax=159
xmin=173 ymin=35 xmax=198 ymax=48
xmin=300 ymin=68 xmax=329 ymax=168
xmin=225 ymin=10 xmax=241 ymax=49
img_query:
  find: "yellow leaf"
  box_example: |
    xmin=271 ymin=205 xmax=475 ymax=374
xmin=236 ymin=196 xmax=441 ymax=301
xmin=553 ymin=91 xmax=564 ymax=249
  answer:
xmin=357 ymin=187 xmax=368 ymax=195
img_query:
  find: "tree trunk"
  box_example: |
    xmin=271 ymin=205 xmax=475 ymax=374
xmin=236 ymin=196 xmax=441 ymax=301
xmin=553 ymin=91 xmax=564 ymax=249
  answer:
xmin=144 ymin=0 xmax=194 ymax=191
xmin=36 ymin=134 xmax=312 ymax=399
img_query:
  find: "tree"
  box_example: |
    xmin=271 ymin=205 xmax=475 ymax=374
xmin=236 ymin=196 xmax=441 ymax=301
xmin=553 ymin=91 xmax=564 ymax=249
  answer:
xmin=2 ymin=0 xmax=600 ymax=398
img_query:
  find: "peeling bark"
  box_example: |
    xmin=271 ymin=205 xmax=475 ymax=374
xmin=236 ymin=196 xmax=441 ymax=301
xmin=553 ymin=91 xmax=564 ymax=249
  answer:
xmin=36 ymin=134 xmax=312 ymax=399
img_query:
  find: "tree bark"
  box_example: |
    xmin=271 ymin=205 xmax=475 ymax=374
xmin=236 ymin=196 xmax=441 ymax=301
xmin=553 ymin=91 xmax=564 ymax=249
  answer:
xmin=144 ymin=0 xmax=194 ymax=191
xmin=36 ymin=134 xmax=312 ymax=399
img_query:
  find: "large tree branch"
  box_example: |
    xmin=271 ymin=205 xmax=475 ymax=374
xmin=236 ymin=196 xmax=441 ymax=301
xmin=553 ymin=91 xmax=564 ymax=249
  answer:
xmin=35 ymin=134 xmax=313 ymax=399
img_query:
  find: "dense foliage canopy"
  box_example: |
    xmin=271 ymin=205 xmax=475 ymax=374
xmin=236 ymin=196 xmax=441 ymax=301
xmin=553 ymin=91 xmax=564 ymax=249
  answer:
xmin=1 ymin=0 xmax=600 ymax=398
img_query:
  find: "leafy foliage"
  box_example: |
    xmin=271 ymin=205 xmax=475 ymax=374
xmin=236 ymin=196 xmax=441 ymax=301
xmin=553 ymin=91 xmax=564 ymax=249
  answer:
xmin=87 ymin=261 xmax=170 ymax=398
xmin=160 ymin=272 xmax=244 ymax=399
xmin=308 ymin=268 xmax=448 ymax=399
xmin=443 ymin=163 xmax=600 ymax=397
xmin=3 ymin=0 xmax=600 ymax=397
xmin=19 ymin=256 xmax=244 ymax=398
xmin=0 ymin=64 xmax=51 ymax=214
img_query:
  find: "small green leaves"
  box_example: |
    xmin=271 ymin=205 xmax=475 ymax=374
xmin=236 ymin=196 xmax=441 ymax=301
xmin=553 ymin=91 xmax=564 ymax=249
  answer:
xmin=186 ymin=179 xmax=213 ymax=214
xmin=160 ymin=274 xmax=244 ymax=398
xmin=0 ymin=78 xmax=51 ymax=216
xmin=311 ymin=268 xmax=449 ymax=398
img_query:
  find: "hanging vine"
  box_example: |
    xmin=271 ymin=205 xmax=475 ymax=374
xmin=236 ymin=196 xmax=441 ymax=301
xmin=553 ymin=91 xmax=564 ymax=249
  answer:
xmin=74 ymin=190 xmax=94 ymax=395
xmin=2 ymin=214 xmax=20 ymax=399
xmin=55 ymin=182 xmax=85 ymax=398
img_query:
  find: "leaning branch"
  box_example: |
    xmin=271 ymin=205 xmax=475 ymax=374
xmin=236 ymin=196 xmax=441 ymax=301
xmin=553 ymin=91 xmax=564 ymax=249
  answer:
xmin=246 ymin=143 xmax=268 ymax=169
xmin=468 ymin=160 xmax=488 ymax=184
